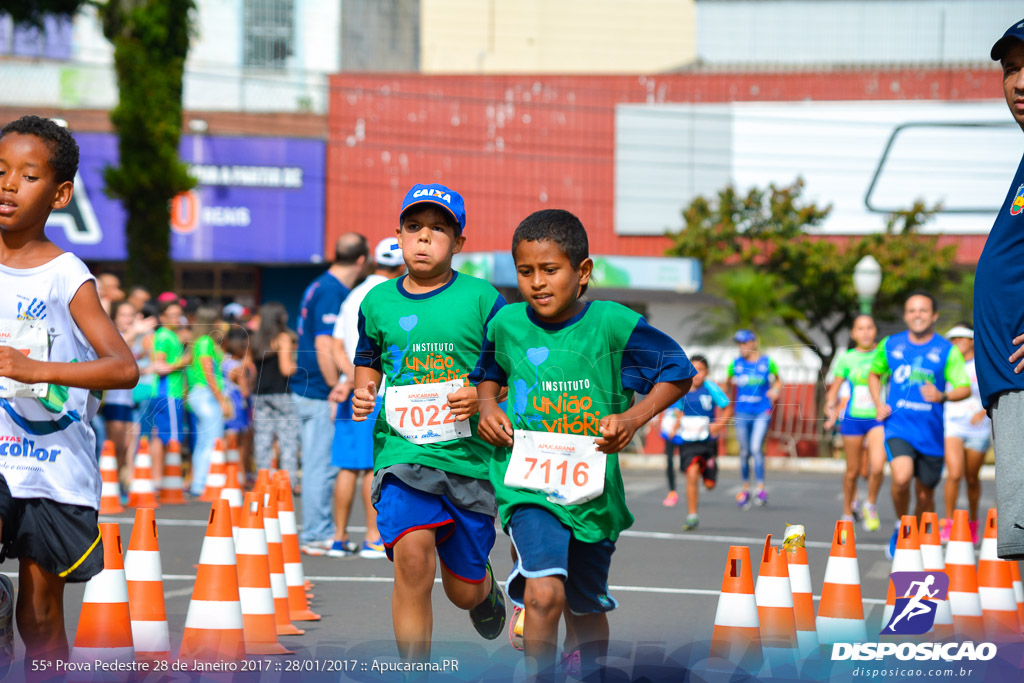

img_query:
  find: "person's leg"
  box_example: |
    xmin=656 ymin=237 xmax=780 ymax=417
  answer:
xmin=521 ymin=576 xmax=565 ymax=681
xmin=187 ymin=386 xmax=225 ymax=497
xmin=17 ymin=558 xmax=66 ymax=667
xmin=333 ymin=469 xmax=359 ymax=544
xmin=944 ymin=436 xmax=965 ymax=521
xmin=991 ymin=391 xmax=1024 ymax=559
xmin=106 ymin=419 xmax=129 ymax=474
xmin=294 ymin=395 xmax=337 ymax=544
xmin=751 ymin=412 xmax=770 ymax=489
xmin=664 ymin=440 xmax=676 ymax=494
xmin=913 ymin=454 xmax=943 ymax=517
xmin=889 ymin=456 xmax=914 ymax=520
xmin=251 ymin=396 xmax=275 ymax=473
xmin=563 ymin=612 xmax=610 ymax=681
xmin=841 ymin=435 xmax=865 ymax=518
xmin=915 ymin=478 xmax=936 ymax=518
xmin=964 ymin=446 xmax=987 ymax=523
xmin=866 ymin=426 xmax=886 ymax=506
xmin=391 ymin=528 xmax=437 ymax=662
xmin=734 ymin=415 xmax=753 ymax=486
xmin=362 ymin=473 xmax=380 ymax=544
xmin=275 ymin=395 xmax=301 ymax=491
xmin=685 ymin=461 xmax=700 ymax=516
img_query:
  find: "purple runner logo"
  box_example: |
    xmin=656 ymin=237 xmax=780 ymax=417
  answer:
xmin=881 ymin=571 xmax=949 ymax=635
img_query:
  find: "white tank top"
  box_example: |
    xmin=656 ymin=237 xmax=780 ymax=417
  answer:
xmin=0 ymin=253 xmax=101 ymax=508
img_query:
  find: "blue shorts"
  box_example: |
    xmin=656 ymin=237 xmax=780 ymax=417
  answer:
xmin=374 ymin=476 xmax=495 ymax=583
xmin=331 ymin=397 xmax=380 ymax=470
xmin=142 ymin=396 xmax=184 ymax=443
xmin=839 ymin=417 xmax=882 ymax=437
xmin=506 ymin=505 xmax=617 ymax=614
xmin=101 ymin=403 xmax=133 ymax=423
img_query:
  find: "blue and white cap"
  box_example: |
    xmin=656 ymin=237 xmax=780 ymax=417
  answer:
xmin=992 ymin=19 xmax=1024 ymax=60
xmin=400 ymin=183 xmax=466 ymax=233
xmin=733 ymin=329 xmax=756 ymax=344
xmin=374 ymin=237 xmax=403 ymax=267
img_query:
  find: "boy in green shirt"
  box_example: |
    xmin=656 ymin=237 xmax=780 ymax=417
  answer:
xmin=352 ymin=183 xmax=506 ymax=661
xmin=473 ymin=209 xmax=695 ymax=680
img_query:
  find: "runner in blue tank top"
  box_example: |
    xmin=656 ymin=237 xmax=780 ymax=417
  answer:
xmin=868 ymin=292 xmax=970 ymax=560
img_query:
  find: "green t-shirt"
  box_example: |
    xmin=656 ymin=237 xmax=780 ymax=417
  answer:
xmin=832 ymin=348 xmax=879 ymax=419
xmin=186 ymin=335 xmax=225 ymax=392
xmin=473 ymin=301 xmax=695 ymax=543
xmin=153 ymin=327 xmax=185 ymax=399
xmin=354 ymin=272 xmax=505 ymax=480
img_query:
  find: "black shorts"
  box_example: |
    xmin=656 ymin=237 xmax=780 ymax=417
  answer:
xmin=680 ymin=441 xmax=716 ymax=473
xmin=0 ymin=475 xmax=103 ymax=583
xmin=885 ymin=438 xmax=944 ymax=490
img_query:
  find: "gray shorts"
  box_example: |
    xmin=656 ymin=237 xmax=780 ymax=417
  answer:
xmin=990 ymin=391 xmax=1024 ymax=560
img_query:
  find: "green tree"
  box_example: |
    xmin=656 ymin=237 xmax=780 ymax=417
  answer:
xmin=13 ymin=1 xmax=195 ymax=292
xmin=667 ymin=179 xmax=959 ymax=446
xmin=692 ymin=268 xmax=797 ymax=347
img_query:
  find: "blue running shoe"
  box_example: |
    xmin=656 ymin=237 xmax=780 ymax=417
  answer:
xmin=886 ymin=528 xmax=897 ymax=561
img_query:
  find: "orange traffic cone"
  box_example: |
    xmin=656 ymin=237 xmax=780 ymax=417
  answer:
xmin=159 ymin=440 xmax=185 ymax=504
xmin=919 ymin=512 xmax=954 ymax=639
xmin=256 ymin=468 xmax=271 ymax=494
xmin=816 ymin=519 xmax=866 ymax=644
xmin=755 ymin=535 xmax=798 ymax=672
xmin=71 ymin=523 xmax=134 ymax=664
xmin=945 ymin=509 xmax=985 ymax=641
xmin=200 ymin=438 xmax=228 ymax=502
xmin=125 ymin=507 xmax=171 ymax=664
xmin=1010 ymin=562 xmax=1024 ymax=634
xmin=99 ymin=441 xmax=123 ymax=514
xmin=127 ymin=438 xmax=158 ymax=508
xmin=179 ymin=499 xmax=245 ymax=663
xmin=978 ymin=507 xmax=1021 ymax=639
xmin=260 ymin=484 xmax=305 ymax=636
xmin=221 ymin=463 xmax=244 ymax=530
xmin=236 ymin=492 xmax=293 ymax=655
xmin=274 ymin=471 xmax=321 ymax=621
xmin=783 ymin=525 xmax=817 ymax=657
xmin=881 ymin=515 xmax=925 ymax=633
xmin=710 ymin=546 xmax=761 ymax=670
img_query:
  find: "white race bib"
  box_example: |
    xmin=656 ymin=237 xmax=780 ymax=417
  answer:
xmin=385 ymin=380 xmax=471 ymax=445
xmin=0 ymin=319 xmax=48 ymax=398
xmin=504 ymin=430 xmax=606 ymax=506
xmin=680 ymin=415 xmax=711 ymax=442
xmin=851 ymin=385 xmax=875 ymax=413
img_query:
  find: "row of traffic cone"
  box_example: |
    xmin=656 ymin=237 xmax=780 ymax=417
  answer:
xmin=73 ymin=471 xmax=321 ymax=664
xmin=711 ymin=508 xmax=1023 ymax=669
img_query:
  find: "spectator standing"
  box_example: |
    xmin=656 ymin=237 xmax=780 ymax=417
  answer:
xmin=292 ymin=233 xmax=369 ymax=553
xmin=252 ymin=302 xmax=299 ymax=489
xmin=142 ymin=299 xmax=190 ymax=488
xmin=184 ymin=305 xmax=230 ymax=497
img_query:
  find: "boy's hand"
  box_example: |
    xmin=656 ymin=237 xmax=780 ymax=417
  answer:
xmin=595 ymin=413 xmax=637 ymax=454
xmin=352 ymin=381 xmax=377 ymax=421
xmin=0 ymin=347 xmax=37 ymax=384
xmin=447 ymin=385 xmax=479 ymax=421
xmin=478 ymin=403 xmax=514 ymax=447
xmin=919 ymin=383 xmax=944 ymax=403
xmin=329 ymin=379 xmax=354 ymax=404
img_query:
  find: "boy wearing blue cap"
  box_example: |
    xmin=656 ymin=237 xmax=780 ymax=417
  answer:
xmin=352 ymin=184 xmax=506 ymax=660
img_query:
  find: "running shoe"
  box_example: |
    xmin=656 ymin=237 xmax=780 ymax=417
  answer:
xmin=886 ymin=528 xmax=897 ymax=561
xmin=682 ymin=514 xmax=699 ymax=531
xmin=863 ymin=502 xmax=880 ymax=532
xmin=508 ymin=605 xmax=525 ymax=651
xmin=0 ymin=574 xmax=11 ymax=680
xmin=326 ymin=539 xmax=358 ymax=558
xmin=840 ymin=514 xmax=855 ymax=523
xmin=358 ymin=539 xmax=387 ymax=559
xmin=300 ymin=539 xmax=333 ymax=556
xmin=940 ymin=518 xmax=953 ymax=544
xmin=560 ymin=649 xmax=582 ymax=679
xmin=736 ymin=490 xmax=751 ymax=511
xmin=703 ymin=457 xmax=718 ymax=489
xmin=851 ymin=499 xmax=862 ymax=522
xmin=662 ymin=491 xmax=679 ymax=507
xmin=754 ymin=489 xmax=768 ymax=507
xmin=969 ymin=520 xmax=980 ymax=546
xmin=469 ymin=562 xmax=506 ymax=640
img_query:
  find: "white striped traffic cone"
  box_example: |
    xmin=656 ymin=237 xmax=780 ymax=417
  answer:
xmin=710 ymin=545 xmax=761 ymax=671
xmin=274 ymin=471 xmax=321 ymax=621
xmin=919 ymin=512 xmax=954 ymax=640
xmin=945 ymin=509 xmax=986 ymax=641
xmin=258 ymin=484 xmax=304 ymax=636
xmin=99 ymin=441 xmax=123 ymax=515
xmin=755 ymin=535 xmax=798 ymax=673
xmin=816 ymin=520 xmax=867 ymax=644
xmin=881 ymin=515 xmax=925 ymax=633
xmin=978 ymin=507 xmax=1021 ymax=640
xmin=71 ymin=523 xmax=134 ymax=665
xmin=236 ymin=492 xmax=292 ymax=655
xmin=124 ymin=507 xmax=171 ymax=664
xmin=783 ymin=525 xmax=818 ymax=657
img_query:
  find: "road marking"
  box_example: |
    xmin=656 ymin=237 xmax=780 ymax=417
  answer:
xmin=619 ymin=528 xmax=888 ymax=552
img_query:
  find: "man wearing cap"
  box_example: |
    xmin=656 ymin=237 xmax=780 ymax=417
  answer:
xmin=326 ymin=238 xmax=406 ymax=558
xmin=975 ymin=19 xmax=1024 ymax=560
xmin=292 ymin=232 xmax=369 ymax=554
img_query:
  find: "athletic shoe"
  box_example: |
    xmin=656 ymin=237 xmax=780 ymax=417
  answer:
xmin=682 ymin=514 xmax=699 ymax=531
xmin=560 ymin=649 xmax=582 ymax=679
xmin=703 ymin=457 xmax=718 ymax=489
xmin=0 ymin=574 xmax=11 ymax=680
xmin=508 ymin=605 xmax=525 ymax=651
xmin=940 ymin=518 xmax=953 ymax=544
xmin=469 ymin=562 xmax=506 ymax=640
xmin=969 ymin=520 xmax=980 ymax=546
xmin=851 ymin=499 xmax=863 ymax=522
xmin=863 ymin=502 xmax=880 ymax=532
xmin=358 ymin=539 xmax=387 ymax=559
xmin=736 ymin=490 xmax=751 ymax=511
xmin=326 ymin=539 xmax=358 ymax=558
xmin=840 ymin=514 xmax=855 ymax=523
xmin=754 ymin=489 xmax=768 ymax=506
xmin=886 ymin=528 xmax=897 ymax=561
xmin=300 ymin=539 xmax=333 ymax=556
xmin=662 ymin=491 xmax=679 ymax=507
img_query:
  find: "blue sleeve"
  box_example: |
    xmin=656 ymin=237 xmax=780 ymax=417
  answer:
xmin=706 ymin=380 xmax=730 ymax=408
xmin=353 ymin=308 xmax=382 ymax=372
xmin=469 ymin=295 xmax=509 ymax=386
xmin=312 ymin=281 xmax=344 ymax=338
xmin=620 ymin=318 xmax=697 ymax=394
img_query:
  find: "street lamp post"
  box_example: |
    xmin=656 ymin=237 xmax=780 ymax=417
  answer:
xmin=853 ymin=255 xmax=882 ymax=315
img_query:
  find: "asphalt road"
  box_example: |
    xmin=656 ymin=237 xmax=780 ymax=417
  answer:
xmin=5 ymin=466 xmax=1012 ymax=682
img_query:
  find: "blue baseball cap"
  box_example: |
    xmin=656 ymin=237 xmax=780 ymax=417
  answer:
xmin=733 ymin=329 xmax=756 ymax=344
xmin=991 ymin=19 xmax=1024 ymax=60
xmin=400 ymin=183 xmax=466 ymax=234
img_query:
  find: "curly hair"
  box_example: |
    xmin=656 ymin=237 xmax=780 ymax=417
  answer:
xmin=0 ymin=115 xmax=79 ymax=184
xmin=512 ymin=209 xmax=591 ymax=297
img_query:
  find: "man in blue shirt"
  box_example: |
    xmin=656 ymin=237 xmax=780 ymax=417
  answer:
xmin=292 ymin=233 xmax=369 ymax=552
xmin=976 ymin=19 xmax=1024 ymax=560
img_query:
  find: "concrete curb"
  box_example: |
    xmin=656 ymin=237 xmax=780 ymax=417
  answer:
xmin=619 ymin=452 xmax=997 ymax=481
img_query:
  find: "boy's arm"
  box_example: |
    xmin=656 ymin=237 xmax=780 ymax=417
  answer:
xmin=477 ymin=380 xmax=513 ymax=446
xmin=597 ymin=379 xmax=691 ymax=454
xmin=352 ymin=365 xmax=383 ymax=421
xmin=0 ymin=281 xmax=137 ymax=390
xmin=868 ymin=338 xmax=891 ymax=419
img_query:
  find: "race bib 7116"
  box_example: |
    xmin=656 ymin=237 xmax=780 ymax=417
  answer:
xmin=385 ymin=380 xmax=471 ymax=445
xmin=504 ymin=430 xmax=606 ymax=505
